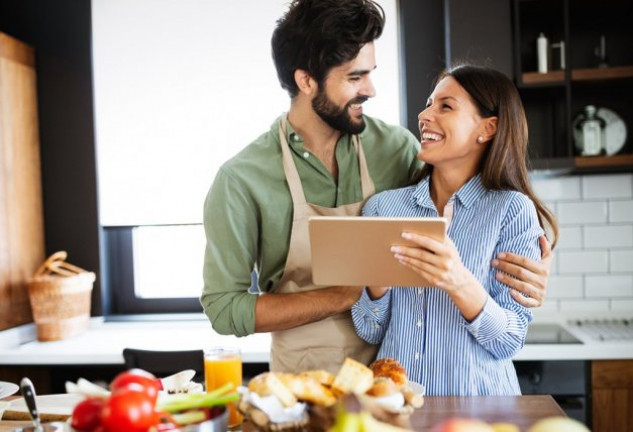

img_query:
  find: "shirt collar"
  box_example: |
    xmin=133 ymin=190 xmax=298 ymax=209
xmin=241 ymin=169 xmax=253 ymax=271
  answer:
xmin=275 ymin=115 xmax=354 ymax=149
xmin=412 ymin=173 xmax=487 ymax=210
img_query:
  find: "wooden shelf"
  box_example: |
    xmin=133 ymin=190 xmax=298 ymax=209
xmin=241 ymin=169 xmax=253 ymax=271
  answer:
xmin=521 ymin=70 xmax=565 ymax=85
xmin=521 ymin=65 xmax=633 ymax=86
xmin=574 ymin=154 xmax=633 ymax=168
xmin=572 ymin=65 xmax=633 ymax=82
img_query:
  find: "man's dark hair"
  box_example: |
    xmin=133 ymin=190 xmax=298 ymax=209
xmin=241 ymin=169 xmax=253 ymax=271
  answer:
xmin=272 ymin=0 xmax=385 ymax=97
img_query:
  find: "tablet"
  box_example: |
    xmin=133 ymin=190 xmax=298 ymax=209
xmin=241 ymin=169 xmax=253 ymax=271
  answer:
xmin=309 ymin=216 xmax=447 ymax=287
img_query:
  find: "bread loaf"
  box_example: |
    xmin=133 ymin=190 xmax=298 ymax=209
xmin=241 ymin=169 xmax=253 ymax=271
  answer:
xmin=331 ymin=357 xmax=374 ymax=395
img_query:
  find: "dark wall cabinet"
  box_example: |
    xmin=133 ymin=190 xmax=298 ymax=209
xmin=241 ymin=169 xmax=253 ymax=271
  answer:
xmin=512 ymin=0 xmax=633 ymax=172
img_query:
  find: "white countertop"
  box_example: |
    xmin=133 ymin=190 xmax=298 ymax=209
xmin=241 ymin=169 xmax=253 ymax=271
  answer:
xmin=0 ymin=314 xmax=631 ymax=366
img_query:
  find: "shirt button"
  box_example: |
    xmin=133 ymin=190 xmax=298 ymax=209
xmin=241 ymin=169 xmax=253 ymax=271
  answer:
xmin=414 ymin=352 xmax=420 ymax=360
xmin=374 ymin=323 xmax=380 ymax=329
xmin=417 ymin=288 xmax=423 ymax=295
xmin=416 ymin=320 xmax=422 ymax=327
xmin=303 ymin=152 xmax=309 ymax=158
xmin=373 ymin=307 xmax=379 ymax=312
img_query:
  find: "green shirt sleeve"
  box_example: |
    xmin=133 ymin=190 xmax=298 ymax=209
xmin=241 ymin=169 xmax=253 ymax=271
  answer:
xmin=200 ymin=166 xmax=258 ymax=337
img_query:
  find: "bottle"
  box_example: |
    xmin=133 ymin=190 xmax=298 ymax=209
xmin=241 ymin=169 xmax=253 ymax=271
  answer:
xmin=579 ymin=105 xmax=605 ymax=156
xmin=537 ymin=33 xmax=548 ymax=73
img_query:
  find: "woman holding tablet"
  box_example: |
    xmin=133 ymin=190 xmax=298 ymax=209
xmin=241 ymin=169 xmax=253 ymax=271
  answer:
xmin=351 ymin=64 xmax=558 ymax=395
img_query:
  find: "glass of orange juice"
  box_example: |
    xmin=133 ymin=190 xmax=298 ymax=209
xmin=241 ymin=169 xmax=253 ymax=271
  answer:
xmin=204 ymin=346 xmax=242 ymax=428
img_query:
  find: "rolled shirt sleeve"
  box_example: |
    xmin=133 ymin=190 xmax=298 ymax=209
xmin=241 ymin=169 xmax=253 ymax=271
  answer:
xmin=351 ymin=288 xmax=392 ymax=344
xmin=464 ymin=193 xmax=541 ymax=359
xmin=201 ymin=167 xmax=259 ymax=337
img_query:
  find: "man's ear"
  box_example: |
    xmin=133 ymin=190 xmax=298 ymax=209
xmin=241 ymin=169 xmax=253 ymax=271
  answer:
xmin=294 ymin=69 xmax=317 ymax=96
xmin=481 ymin=116 xmax=498 ymax=142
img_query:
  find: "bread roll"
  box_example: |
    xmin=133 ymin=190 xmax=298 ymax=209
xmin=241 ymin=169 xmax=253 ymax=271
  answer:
xmin=366 ymin=377 xmax=399 ymax=397
xmin=369 ymin=358 xmax=408 ymax=388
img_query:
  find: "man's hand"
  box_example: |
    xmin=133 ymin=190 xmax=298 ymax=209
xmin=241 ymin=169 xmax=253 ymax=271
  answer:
xmin=492 ymin=236 xmax=552 ymax=308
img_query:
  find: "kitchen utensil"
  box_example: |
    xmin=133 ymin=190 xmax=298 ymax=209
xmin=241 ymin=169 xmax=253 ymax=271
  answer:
xmin=14 ymin=378 xmax=66 ymax=432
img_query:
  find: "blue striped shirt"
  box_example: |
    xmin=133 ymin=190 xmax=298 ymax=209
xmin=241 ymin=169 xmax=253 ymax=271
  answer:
xmin=351 ymin=174 xmax=542 ymax=395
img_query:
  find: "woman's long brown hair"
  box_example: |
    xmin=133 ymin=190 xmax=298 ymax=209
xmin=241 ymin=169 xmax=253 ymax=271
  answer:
xmin=412 ymin=64 xmax=558 ymax=249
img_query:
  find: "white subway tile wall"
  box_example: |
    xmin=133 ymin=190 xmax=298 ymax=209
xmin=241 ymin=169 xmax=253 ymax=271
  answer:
xmin=531 ymin=173 xmax=633 ymax=313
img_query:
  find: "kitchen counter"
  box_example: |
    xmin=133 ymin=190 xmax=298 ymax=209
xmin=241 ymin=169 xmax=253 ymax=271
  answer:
xmin=0 ymin=395 xmax=566 ymax=432
xmin=1 ymin=313 xmax=632 ymax=366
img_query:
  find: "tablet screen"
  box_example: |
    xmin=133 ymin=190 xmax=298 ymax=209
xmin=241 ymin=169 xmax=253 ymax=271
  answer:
xmin=309 ymin=216 xmax=447 ymax=287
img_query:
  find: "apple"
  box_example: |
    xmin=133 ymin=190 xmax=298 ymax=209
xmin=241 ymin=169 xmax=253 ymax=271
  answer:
xmin=431 ymin=418 xmax=494 ymax=432
xmin=528 ymin=416 xmax=590 ymax=432
xmin=490 ymin=423 xmax=521 ymax=432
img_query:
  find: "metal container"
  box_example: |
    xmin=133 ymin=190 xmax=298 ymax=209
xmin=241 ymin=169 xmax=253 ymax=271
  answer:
xmin=180 ymin=409 xmax=229 ymax=432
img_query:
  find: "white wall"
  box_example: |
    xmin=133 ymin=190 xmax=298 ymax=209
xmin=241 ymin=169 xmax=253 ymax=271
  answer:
xmin=531 ymin=173 xmax=633 ymax=315
xmin=92 ymin=0 xmax=401 ymax=227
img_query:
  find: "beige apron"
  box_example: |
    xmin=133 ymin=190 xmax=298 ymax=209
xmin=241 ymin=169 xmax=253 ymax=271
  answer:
xmin=269 ymin=116 xmax=379 ymax=374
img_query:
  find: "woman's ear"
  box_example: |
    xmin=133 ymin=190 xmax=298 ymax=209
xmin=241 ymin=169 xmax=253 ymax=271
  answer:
xmin=294 ymin=69 xmax=317 ymax=96
xmin=480 ymin=116 xmax=498 ymax=143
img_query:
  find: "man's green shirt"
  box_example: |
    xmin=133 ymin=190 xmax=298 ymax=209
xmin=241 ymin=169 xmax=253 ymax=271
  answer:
xmin=201 ymin=115 xmax=421 ymax=336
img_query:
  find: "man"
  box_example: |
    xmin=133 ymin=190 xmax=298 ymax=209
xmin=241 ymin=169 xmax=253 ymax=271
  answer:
xmin=200 ymin=0 xmax=551 ymax=374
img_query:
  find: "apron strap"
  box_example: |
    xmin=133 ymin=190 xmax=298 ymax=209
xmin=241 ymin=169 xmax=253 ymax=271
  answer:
xmin=279 ymin=116 xmax=308 ymax=205
xmin=279 ymin=115 xmax=375 ymax=204
xmin=352 ymin=134 xmax=375 ymax=199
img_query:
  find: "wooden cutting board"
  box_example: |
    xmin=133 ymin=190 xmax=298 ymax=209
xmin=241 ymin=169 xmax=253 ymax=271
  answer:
xmin=1 ymin=394 xmax=83 ymax=421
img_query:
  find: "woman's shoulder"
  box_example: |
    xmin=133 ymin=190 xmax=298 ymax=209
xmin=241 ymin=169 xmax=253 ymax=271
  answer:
xmin=372 ymin=184 xmax=418 ymax=201
xmin=487 ymin=189 xmax=538 ymax=220
xmin=363 ymin=184 xmax=419 ymax=216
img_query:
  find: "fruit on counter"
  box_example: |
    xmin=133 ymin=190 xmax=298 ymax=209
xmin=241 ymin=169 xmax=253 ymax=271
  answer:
xmin=101 ymin=384 xmax=157 ymax=432
xmin=69 ymin=369 xmax=238 ymax=432
xmin=527 ymin=416 xmax=590 ymax=432
xmin=329 ymin=393 xmax=411 ymax=432
xmin=430 ymin=418 xmax=495 ymax=432
xmin=490 ymin=423 xmax=521 ymax=432
xmin=111 ymin=369 xmax=162 ymax=403
xmin=70 ymin=398 xmax=106 ymax=431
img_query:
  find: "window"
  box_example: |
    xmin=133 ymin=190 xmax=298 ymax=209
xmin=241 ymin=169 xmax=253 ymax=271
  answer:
xmin=92 ymin=0 xmax=402 ymax=315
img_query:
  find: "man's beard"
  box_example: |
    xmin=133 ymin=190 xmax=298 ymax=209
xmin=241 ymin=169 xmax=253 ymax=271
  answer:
xmin=312 ymin=88 xmax=367 ymax=135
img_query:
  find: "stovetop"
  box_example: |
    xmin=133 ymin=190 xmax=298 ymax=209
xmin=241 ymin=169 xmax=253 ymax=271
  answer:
xmin=526 ymin=319 xmax=633 ymax=345
xmin=525 ymin=323 xmax=583 ymax=345
xmin=567 ymin=318 xmax=633 ymax=342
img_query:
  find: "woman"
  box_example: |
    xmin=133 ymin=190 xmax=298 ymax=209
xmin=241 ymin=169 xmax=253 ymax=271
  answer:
xmin=351 ymin=64 xmax=558 ymax=395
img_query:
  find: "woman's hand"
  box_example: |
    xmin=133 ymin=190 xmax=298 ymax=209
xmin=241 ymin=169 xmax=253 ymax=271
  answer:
xmin=391 ymin=233 xmax=472 ymax=292
xmin=391 ymin=233 xmax=487 ymax=321
xmin=492 ymin=235 xmax=552 ymax=308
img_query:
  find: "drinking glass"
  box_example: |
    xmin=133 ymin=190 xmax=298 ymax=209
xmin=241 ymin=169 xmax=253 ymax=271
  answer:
xmin=204 ymin=346 xmax=242 ymax=428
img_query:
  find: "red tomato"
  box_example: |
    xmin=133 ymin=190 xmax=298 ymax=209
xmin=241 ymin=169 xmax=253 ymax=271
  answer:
xmin=101 ymin=386 xmax=158 ymax=432
xmin=71 ymin=398 xmax=106 ymax=431
xmin=110 ymin=369 xmax=161 ymax=402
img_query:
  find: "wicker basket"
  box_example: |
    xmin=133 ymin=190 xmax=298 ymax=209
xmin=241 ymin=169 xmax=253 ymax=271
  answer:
xmin=27 ymin=251 xmax=95 ymax=342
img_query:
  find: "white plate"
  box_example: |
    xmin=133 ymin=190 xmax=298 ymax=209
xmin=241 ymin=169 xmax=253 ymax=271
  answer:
xmin=573 ymin=107 xmax=628 ymax=156
xmin=0 ymin=381 xmax=19 ymax=399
